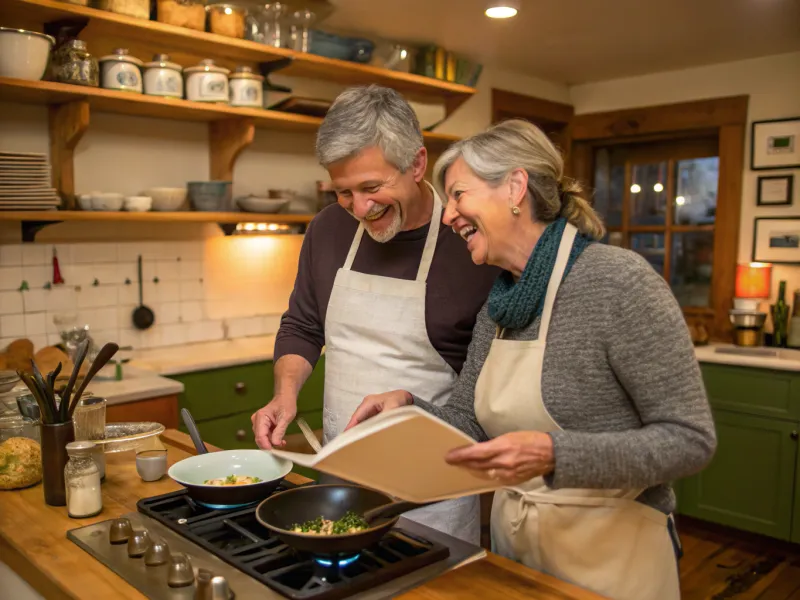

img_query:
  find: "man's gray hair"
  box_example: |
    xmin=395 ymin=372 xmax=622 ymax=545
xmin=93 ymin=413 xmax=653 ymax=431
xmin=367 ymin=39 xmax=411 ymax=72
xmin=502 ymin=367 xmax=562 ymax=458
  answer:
xmin=316 ymin=85 xmax=424 ymax=171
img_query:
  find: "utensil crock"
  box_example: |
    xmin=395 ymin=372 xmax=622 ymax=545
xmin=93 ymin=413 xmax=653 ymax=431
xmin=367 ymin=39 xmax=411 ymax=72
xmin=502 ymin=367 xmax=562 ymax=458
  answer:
xmin=40 ymin=420 xmax=75 ymax=506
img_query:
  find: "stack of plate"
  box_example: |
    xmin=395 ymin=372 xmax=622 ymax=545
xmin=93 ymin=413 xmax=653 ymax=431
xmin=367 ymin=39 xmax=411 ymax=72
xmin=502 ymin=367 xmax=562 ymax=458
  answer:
xmin=0 ymin=152 xmax=60 ymax=210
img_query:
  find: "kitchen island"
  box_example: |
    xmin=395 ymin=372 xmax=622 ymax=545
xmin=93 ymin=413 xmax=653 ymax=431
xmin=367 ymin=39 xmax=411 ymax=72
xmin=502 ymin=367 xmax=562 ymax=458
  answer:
xmin=0 ymin=430 xmax=604 ymax=600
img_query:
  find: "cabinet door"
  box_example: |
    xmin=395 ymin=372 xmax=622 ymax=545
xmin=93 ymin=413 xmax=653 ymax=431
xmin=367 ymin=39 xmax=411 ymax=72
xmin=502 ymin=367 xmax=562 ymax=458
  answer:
xmin=679 ymin=410 xmax=797 ymax=540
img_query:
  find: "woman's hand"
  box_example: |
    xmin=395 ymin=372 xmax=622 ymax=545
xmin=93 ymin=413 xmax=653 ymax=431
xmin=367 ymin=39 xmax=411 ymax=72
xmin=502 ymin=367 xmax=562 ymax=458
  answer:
xmin=445 ymin=431 xmax=555 ymax=486
xmin=343 ymin=390 xmax=413 ymax=432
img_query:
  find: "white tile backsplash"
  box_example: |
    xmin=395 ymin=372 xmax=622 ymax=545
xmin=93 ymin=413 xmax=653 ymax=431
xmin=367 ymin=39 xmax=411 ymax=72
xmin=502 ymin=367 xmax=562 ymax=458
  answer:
xmin=0 ymin=240 xmax=286 ymax=352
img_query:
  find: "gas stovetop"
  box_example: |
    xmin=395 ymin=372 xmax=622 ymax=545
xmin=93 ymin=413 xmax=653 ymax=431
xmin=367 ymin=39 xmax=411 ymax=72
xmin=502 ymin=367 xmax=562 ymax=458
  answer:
xmin=66 ymin=486 xmax=486 ymax=600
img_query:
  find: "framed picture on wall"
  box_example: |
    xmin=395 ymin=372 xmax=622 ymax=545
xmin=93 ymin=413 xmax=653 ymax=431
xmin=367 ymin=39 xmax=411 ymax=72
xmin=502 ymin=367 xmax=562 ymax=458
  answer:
xmin=751 ymin=117 xmax=800 ymax=170
xmin=756 ymin=174 xmax=794 ymax=206
xmin=752 ymin=217 xmax=800 ymax=264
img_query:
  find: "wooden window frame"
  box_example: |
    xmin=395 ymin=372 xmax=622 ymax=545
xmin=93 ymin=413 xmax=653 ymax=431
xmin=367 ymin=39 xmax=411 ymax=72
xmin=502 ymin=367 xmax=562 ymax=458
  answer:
xmin=570 ymin=96 xmax=749 ymax=341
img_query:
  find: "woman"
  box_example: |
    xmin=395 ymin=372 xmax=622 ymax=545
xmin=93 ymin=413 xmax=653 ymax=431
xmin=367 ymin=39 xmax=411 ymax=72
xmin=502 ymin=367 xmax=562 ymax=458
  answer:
xmin=345 ymin=119 xmax=716 ymax=600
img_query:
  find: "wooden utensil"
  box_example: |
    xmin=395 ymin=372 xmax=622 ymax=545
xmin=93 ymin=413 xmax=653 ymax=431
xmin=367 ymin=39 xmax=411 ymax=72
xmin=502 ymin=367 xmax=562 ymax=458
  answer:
xmin=132 ymin=255 xmax=154 ymax=330
xmin=296 ymin=416 xmax=321 ymax=453
xmin=67 ymin=342 xmax=119 ymax=418
xmin=60 ymin=338 xmax=89 ymax=420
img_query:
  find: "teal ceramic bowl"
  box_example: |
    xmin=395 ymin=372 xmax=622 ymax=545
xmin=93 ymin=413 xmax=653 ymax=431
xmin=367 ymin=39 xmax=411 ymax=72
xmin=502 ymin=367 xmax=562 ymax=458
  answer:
xmin=168 ymin=449 xmax=293 ymax=508
xmin=187 ymin=181 xmax=232 ymax=212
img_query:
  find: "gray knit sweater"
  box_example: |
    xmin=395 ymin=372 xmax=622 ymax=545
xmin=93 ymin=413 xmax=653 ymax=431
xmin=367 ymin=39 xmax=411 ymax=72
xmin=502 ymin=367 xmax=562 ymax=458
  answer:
xmin=413 ymin=243 xmax=717 ymax=514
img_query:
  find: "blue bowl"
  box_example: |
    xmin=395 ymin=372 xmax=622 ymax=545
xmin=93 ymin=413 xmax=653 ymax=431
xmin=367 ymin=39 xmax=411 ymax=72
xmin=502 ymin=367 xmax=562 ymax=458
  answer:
xmin=187 ymin=181 xmax=232 ymax=212
xmin=309 ymin=30 xmax=374 ymax=63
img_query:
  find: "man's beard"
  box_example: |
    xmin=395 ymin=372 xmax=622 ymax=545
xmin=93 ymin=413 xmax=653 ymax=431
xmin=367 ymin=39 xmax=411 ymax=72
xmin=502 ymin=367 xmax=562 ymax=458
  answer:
xmin=350 ymin=204 xmax=403 ymax=243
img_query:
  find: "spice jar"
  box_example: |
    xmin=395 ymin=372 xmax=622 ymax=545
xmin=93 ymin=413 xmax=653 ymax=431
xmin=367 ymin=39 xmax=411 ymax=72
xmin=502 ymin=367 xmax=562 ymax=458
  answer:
xmin=52 ymin=39 xmax=99 ymax=87
xmin=96 ymin=0 xmax=150 ymax=20
xmin=207 ymin=3 xmax=247 ymax=39
xmin=64 ymin=441 xmax=103 ymax=519
xmin=157 ymin=0 xmax=206 ymax=30
xmin=143 ymin=53 xmax=184 ymax=98
xmin=229 ymin=66 xmax=263 ymax=108
xmin=184 ymin=59 xmax=230 ymax=103
xmin=99 ymin=48 xmax=143 ymax=93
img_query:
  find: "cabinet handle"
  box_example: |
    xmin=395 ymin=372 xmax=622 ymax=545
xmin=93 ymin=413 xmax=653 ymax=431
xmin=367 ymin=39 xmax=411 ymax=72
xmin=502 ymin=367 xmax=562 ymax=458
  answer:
xmin=236 ymin=429 xmax=247 ymax=441
xmin=791 ymin=431 xmax=798 ymax=441
xmin=235 ymin=382 xmax=247 ymax=395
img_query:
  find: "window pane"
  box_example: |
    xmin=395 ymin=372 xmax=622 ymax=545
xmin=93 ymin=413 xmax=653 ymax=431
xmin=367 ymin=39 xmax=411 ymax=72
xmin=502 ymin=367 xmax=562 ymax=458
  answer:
xmin=673 ymin=157 xmax=719 ymax=225
xmin=630 ymin=162 xmax=668 ymax=226
xmin=593 ymin=148 xmax=624 ymax=227
xmin=630 ymin=233 xmax=665 ymax=274
xmin=671 ymin=231 xmax=714 ymax=307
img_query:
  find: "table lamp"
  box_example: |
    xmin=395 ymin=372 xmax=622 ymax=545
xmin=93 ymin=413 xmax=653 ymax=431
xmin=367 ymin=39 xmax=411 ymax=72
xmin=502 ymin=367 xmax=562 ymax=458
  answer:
xmin=734 ymin=262 xmax=772 ymax=311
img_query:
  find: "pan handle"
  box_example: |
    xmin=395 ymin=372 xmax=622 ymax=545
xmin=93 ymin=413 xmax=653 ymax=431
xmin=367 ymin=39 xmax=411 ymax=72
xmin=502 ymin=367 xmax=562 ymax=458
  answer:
xmin=181 ymin=408 xmax=209 ymax=455
xmin=363 ymin=500 xmax=434 ymax=525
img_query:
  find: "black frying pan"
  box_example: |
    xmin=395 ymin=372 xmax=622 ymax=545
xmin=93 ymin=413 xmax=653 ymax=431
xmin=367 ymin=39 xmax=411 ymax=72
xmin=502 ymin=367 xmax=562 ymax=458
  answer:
xmin=255 ymin=484 xmax=431 ymax=555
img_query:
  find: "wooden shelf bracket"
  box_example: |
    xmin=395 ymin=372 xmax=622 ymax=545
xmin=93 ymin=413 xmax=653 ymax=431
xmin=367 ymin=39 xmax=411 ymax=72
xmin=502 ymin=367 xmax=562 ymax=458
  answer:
xmin=20 ymin=218 xmax=63 ymax=242
xmin=209 ymin=117 xmax=256 ymax=181
xmin=48 ymin=99 xmax=89 ymax=210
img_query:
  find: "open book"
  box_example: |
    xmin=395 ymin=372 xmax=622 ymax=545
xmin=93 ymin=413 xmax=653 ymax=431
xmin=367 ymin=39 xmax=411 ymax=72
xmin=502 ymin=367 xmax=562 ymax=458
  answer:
xmin=269 ymin=406 xmax=504 ymax=503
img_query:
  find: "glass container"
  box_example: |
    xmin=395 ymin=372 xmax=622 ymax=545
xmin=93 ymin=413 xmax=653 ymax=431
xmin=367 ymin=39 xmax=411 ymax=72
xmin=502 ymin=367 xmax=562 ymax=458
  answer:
xmin=289 ymin=9 xmax=315 ymax=53
xmin=96 ymin=0 xmax=150 ymax=19
xmin=52 ymin=39 xmax=99 ymax=87
xmin=64 ymin=441 xmax=103 ymax=518
xmin=72 ymin=395 xmax=107 ymax=480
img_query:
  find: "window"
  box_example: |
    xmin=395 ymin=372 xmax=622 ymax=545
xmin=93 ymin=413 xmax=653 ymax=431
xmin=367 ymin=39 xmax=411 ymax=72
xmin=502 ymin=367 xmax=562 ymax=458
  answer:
xmin=593 ymin=138 xmax=720 ymax=310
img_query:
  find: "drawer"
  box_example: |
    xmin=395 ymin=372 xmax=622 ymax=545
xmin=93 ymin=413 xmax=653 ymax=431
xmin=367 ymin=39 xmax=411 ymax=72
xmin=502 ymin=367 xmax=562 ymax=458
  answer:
xmin=186 ymin=409 xmax=323 ymax=451
xmin=172 ymin=361 xmax=275 ymax=422
xmin=701 ymin=364 xmax=800 ymax=421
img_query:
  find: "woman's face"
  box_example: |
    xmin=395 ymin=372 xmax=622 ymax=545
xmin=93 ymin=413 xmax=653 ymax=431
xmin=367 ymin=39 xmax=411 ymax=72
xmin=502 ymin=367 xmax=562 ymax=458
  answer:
xmin=442 ymin=157 xmax=521 ymax=266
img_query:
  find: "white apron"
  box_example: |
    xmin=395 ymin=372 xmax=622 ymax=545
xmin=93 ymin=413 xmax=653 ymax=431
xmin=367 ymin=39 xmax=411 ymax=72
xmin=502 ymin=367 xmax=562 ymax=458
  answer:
xmin=474 ymin=223 xmax=681 ymax=600
xmin=322 ymin=183 xmax=480 ymax=545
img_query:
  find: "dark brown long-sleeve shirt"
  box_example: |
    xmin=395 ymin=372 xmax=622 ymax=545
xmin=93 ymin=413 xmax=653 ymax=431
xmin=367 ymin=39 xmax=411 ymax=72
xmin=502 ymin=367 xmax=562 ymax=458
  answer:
xmin=274 ymin=203 xmax=501 ymax=373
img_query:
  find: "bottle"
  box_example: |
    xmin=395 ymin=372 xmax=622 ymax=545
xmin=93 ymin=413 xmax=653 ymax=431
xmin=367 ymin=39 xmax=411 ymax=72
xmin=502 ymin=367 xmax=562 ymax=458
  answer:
xmin=64 ymin=441 xmax=103 ymax=518
xmin=788 ymin=289 xmax=800 ymax=349
xmin=771 ymin=280 xmax=789 ymax=348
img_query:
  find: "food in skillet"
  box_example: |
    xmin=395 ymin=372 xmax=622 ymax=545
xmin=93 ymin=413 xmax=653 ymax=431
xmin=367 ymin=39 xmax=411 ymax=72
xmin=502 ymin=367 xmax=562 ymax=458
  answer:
xmin=203 ymin=474 xmax=262 ymax=486
xmin=292 ymin=511 xmax=370 ymax=535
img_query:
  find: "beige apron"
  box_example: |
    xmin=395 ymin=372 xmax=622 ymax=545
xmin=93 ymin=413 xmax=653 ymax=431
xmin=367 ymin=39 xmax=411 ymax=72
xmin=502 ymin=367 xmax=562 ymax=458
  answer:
xmin=473 ymin=223 xmax=681 ymax=600
xmin=322 ymin=182 xmax=480 ymax=544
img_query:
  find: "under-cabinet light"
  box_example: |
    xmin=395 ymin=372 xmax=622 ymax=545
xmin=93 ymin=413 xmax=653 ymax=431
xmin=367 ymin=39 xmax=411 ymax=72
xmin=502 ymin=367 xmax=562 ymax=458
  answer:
xmin=485 ymin=0 xmax=519 ymax=18
xmin=233 ymin=222 xmax=301 ymax=235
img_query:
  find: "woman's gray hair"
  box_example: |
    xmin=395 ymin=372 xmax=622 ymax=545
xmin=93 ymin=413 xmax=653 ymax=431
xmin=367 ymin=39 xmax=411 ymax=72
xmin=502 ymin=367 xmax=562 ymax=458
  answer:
xmin=433 ymin=119 xmax=605 ymax=240
xmin=316 ymin=85 xmax=423 ymax=172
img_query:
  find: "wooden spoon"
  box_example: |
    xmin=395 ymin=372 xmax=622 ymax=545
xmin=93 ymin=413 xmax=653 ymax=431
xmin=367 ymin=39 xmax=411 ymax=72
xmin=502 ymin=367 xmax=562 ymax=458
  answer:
xmin=67 ymin=342 xmax=119 ymax=419
xmin=60 ymin=338 xmax=89 ymax=420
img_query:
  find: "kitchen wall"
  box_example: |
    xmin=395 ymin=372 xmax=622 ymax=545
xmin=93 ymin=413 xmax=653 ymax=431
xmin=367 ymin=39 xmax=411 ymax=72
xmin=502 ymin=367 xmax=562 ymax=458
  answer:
xmin=570 ymin=51 xmax=800 ymax=307
xmin=0 ymin=65 xmax=568 ymax=350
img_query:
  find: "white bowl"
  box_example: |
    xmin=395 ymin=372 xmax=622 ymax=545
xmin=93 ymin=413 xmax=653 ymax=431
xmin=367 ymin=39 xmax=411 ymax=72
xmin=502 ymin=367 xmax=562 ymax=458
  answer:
xmin=77 ymin=194 xmax=93 ymax=211
xmin=0 ymin=28 xmax=55 ymax=81
xmin=236 ymin=196 xmax=289 ymax=213
xmin=124 ymin=195 xmax=152 ymax=212
xmin=146 ymin=187 xmax=187 ymax=211
xmin=91 ymin=192 xmax=124 ymax=211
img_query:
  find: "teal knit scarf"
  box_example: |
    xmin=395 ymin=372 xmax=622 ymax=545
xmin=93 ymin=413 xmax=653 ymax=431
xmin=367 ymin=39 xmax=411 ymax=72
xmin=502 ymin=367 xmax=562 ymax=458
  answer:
xmin=488 ymin=218 xmax=592 ymax=330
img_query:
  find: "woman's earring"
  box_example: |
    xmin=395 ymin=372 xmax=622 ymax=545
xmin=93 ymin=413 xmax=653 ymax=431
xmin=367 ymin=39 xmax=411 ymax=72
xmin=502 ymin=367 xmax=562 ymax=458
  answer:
xmin=511 ymin=206 xmax=521 ymax=216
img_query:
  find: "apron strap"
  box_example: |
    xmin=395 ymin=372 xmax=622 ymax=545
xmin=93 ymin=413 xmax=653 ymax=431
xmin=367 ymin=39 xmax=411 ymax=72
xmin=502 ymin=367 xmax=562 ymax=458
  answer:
xmin=416 ymin=183 xmax=444 ymax=283
xmin=538 ymin=223 xmax=578 ymax=342
xmin=342 ymin=225 xmax=366 ymax=270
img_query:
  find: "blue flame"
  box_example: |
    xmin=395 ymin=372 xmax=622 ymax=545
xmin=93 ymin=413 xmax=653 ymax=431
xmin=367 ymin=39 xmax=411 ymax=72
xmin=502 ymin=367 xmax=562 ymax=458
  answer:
xmin=196 ymin=500 xmax=256 ymax=510
xmin=314 ymin=554 xmax=361 ymax=568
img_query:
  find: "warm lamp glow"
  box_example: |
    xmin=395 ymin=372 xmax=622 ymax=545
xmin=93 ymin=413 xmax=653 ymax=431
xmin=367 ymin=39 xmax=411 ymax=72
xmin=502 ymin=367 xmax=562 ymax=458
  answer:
xmin=735 ymin=263 xmax=772 ymax=299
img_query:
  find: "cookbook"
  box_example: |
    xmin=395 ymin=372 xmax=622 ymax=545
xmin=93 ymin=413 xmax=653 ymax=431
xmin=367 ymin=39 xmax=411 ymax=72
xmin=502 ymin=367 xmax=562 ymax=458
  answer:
xmin=269 ymin=406 xmax=504 ymax=503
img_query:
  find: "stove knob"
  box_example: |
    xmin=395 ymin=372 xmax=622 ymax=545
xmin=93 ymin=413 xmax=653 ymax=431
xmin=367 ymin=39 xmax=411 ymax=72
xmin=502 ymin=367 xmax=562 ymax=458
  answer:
xmin=167 ymin=552 xmax=195 ymax=588
xmin=195 ymin=568 xmax=212 ymax=600
xmin=210 ymin=575 xmax=234 ymax=600
xmin=144 ymin=538 xmax=170 ymax=566
xmin=109 ymin=518 xmax=133 ymax=544
xmin=127 ymin=530 xmax=151 ymax=557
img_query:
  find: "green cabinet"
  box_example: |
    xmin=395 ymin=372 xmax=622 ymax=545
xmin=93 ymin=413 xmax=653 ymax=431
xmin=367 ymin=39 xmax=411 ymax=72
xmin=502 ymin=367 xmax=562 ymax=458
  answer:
xmin=675 ymin=363 xmax=800 ymax=542
xmin=170 ymin=356 xmax=326 ymax=480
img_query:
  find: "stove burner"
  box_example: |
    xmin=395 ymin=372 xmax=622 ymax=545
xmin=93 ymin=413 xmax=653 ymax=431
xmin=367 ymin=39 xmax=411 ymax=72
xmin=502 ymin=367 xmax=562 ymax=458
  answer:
xmin=137 ymin=488 xmax=451 ymax=600
xmin=196 ymin=500 xmax=259 ymax=510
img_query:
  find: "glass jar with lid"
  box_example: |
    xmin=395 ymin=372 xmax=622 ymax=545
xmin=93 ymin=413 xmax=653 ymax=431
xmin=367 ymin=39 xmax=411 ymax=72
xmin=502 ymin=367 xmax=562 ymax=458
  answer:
xmin=0 ymin=383 xmax=39 ymax=444
xmin=73 ymin=395 xmax=107 ymax=479
xmin=64 ymin=440 xmax=103 ymax=518
xmin=96 ymin=0 xmax=150 ymax=20
xmin=52 ymin=39 xmax=99 ymax=87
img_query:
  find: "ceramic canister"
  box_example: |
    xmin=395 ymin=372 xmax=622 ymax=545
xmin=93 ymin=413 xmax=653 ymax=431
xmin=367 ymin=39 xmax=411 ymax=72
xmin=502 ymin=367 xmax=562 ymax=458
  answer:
xmin=98 ymin=48 xmax=143 ymax=93
xmin=229 ymin=65 xmax=264 ymax=108
xmin=143 ymin=53 xmax=183 ymax=98
xmin=184 ymin=59 xmax=230 ymax=103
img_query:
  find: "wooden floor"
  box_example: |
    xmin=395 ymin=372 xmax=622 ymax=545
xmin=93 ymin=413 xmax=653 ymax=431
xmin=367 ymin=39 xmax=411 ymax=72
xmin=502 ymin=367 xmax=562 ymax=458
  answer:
xmin=677 ymin=516 xmax=800 ymax=599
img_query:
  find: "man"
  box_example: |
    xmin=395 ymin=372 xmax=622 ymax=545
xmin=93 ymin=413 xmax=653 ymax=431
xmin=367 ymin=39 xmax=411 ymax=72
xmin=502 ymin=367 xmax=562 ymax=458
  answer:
xmin=251 ymin=84 xmax=499 ymax=544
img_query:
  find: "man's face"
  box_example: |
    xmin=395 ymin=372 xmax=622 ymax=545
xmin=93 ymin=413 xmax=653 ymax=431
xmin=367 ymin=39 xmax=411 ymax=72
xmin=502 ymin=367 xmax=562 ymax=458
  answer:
xmin=328 ymin=146 xmax=425 ymax=243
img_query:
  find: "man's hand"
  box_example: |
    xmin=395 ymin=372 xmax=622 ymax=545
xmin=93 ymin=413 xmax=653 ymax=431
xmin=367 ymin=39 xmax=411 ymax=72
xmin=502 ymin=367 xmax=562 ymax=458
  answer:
xmin=252 ymin=395 xmax=298 ymax=449
xmin=343 ymin=390 xmax=413 ymax=432
xmin=445 ymin=431 xmax=555 ymax=486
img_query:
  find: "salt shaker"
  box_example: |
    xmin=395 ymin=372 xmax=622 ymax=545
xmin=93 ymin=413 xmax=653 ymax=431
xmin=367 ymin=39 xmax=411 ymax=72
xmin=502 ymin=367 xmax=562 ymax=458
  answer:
xmin=64 ymin=441 xmax=103 ymax=519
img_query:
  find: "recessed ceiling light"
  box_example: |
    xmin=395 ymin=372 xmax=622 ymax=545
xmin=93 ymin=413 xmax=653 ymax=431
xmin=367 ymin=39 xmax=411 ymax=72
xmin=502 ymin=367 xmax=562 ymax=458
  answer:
xmin=485 ymin=0 xmax=519 ymax=18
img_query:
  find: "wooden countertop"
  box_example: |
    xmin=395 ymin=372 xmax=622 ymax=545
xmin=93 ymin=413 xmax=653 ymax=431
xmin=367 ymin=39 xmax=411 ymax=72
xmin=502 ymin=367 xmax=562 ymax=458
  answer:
xmin=0 ymin=430 xmax=603 ymax=600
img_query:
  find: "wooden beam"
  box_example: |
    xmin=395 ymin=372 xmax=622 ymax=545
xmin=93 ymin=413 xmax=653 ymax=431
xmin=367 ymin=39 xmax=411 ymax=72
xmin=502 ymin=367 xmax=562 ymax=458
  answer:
xmin=491 ymin=89 xmax=574 ymax=125
xmin=209 ymin=118 xmax=255 ymax=182
xmin=571 ymin=96 xmax=749 ymax=141
xmin=48 ymin=100 xmax=89 ymax=210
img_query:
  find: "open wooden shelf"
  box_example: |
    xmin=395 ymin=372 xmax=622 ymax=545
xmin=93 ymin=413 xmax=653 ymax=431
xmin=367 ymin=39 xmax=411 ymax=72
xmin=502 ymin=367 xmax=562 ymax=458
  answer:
xmin=0 ymin=0 xmax=476 ymax=108
xmin=0 ymin=77 xmax=461 ymax=149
